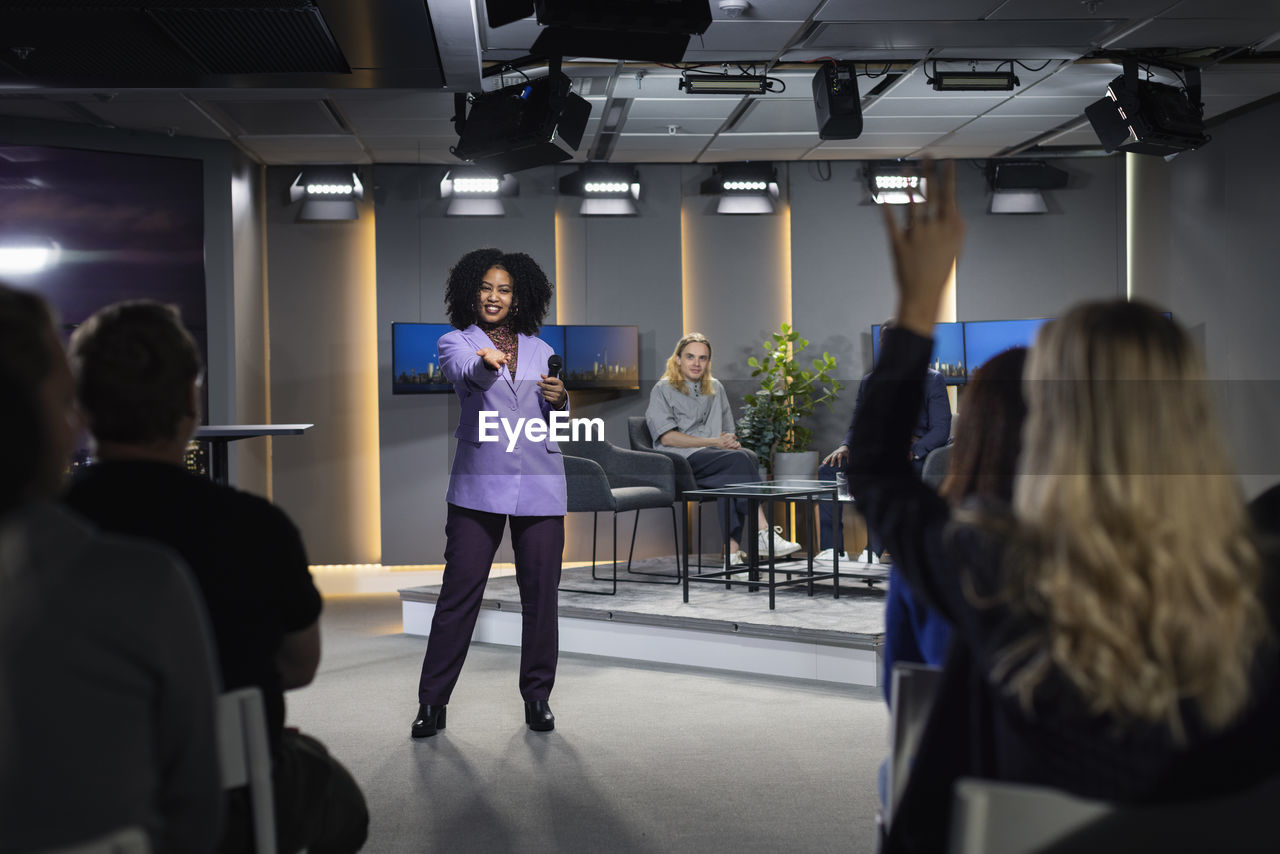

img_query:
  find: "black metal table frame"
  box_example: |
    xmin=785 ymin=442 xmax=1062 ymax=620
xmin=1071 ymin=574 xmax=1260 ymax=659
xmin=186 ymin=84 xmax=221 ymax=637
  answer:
xmin=680 ymin=482 xmax=843 ymax=610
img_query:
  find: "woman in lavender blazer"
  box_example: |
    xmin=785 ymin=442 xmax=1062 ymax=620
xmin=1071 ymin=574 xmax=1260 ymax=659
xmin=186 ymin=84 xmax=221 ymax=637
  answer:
xmin=413 ymin=249 xmax=568 ymax=738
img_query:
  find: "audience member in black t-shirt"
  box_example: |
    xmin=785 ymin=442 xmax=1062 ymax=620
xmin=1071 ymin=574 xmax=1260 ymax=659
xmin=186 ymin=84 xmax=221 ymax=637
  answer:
xmin=63 ymin=300 xmax=368 ymax=854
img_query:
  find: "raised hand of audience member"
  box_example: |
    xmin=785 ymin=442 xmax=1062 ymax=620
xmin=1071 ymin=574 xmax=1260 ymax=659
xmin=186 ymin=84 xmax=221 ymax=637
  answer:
xmin=880 ymin=160 xmax=966 ymax=338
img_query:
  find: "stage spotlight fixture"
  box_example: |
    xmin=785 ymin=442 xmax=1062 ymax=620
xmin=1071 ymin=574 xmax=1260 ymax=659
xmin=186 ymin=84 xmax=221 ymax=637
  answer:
xmin=289 ymin=168 xmax=363 ymax=220
xmin=441 ymin=168 xmax=519 ymax=216
xmin=559 ymin=165 xmax=640 ymax=215
xmin=929 ymin=69 xmax=1019 ymax=92
xmin=813 ymin=60 xmax=862 ymax=140
xmin=699 ymin=163 xmax=778 ymax=214
xmin=983 ymin=160 xmax=1067 ymax=215
xmin=865 ymin=165 xmax=926 ymax=205
xmin=486 ymin=0 xmax=712 ymax=63
xmin=0 ymin=238 xmax=60 ymax=276
xmin=679 ymin=72 xmax=769 ymax=95
xmin=1084 ymin=61 xmax=1209 ymax=157
xmin=452 ymin=71 xmax=592 ymax=175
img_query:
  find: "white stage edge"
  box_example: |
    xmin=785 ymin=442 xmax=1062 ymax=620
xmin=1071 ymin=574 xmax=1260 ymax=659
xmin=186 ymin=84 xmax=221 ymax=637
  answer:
xmin=402 ymin=599 xmax=880 ymax=689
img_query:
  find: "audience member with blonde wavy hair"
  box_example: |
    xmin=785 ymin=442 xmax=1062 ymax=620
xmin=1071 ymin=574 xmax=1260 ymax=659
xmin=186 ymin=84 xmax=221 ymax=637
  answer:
xmin=848 ymin=161 xmax=1280 ymax=854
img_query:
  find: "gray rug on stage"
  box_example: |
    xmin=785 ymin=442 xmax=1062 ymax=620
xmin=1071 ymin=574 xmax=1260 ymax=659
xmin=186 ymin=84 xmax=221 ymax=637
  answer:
xmin=401 ymin=554 xmax=887 ymax=642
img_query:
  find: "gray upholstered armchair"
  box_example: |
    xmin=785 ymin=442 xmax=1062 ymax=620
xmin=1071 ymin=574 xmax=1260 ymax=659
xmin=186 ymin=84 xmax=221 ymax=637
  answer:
xmin=559 ymin=439 xmax=679 ymax=595
xmin=626 ymin=416 xmax=759 ymax=500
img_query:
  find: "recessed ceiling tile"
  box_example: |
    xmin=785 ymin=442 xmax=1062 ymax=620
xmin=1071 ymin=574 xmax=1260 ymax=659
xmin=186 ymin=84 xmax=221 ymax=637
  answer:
xmin=687 ymin=20 xmax=810 ymax=52
xmin=1109 ymin=19 xmax=1280 ymax=48
xmin=0 ymin=98 xmax=84 ymax=122
xmin=331 ymin=91 xmax=458 ymax=122
xmin=206 ymin=99 xmax=345 ymax=136
xmin=709 ymin=0 xmax=815 ymax=22
xmin=628 ymin=97 xmax=742 ymax=120
xmin=1044 ymin=128 xmax=1107 ymax=147
xmin=803 ymin=145 xmax=921 ymax=160
xmin=700 ymin=144 xmax=818 ymax=162
xmin=817 ymin=0 xmax=1005 ymax=21
xmin=613 ymin=133 xmax=713 ymax=152
xmin=965 ymin=114 xmax=1081 ymax=134
xmin=914 ymin=143 xmax=1006 ymax=158
xmin=818 ymin=131 xmax=942 ymax=148
xmin=860 ymin=115 xmax=971 ymax=133
xmin=807 ymin=21 xmax=1112 ymax=53
xmin=1204 ymin=94 xmax=1275 ymax=119
xmin=623 ymin=117 xmax=730 ymax=135
xmin=981 ymin=95 xmax=1099 ymax=118
xmin=867 ymin=94 xmax=1011 ymax=116
xmin=733 ymin=98 xmax=822 ymax=132
xmin=73 ymin=97 xmax=227 ymax=139
xmin=612 ymin=72 xmax=685 ymax=98
xmin=1165 ymin=0 xmax=1280 ymax=17
xmin=988 ymin=0 xmax=1173 ymax=20
xmin=237 ymin=135 xmax=370 ymax=165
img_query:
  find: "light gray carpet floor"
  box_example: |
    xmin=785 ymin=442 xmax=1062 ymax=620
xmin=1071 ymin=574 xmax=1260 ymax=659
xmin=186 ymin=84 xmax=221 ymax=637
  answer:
xmin=402 ymin=554 xmax=889 ymax=639
xmin=288 ymin=594 xmax=890 ymax=854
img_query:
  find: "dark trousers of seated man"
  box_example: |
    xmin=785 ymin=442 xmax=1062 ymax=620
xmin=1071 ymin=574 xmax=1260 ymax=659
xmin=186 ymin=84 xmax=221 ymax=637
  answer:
xmin=219 ymin=730 xmax=369 ymax=854
xmin=817 ymin=457 xmax=925 ymax=558
xmin=688 ymin=448 xmax=761 ymax=554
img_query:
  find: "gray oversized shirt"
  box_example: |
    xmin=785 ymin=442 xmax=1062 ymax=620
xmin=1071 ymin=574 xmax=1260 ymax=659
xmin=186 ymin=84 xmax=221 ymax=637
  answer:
xmin=645 ymin=376 xmax=735 ymax=459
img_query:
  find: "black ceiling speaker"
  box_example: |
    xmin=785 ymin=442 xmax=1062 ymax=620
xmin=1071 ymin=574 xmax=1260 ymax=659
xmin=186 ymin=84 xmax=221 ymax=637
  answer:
xmin=813 ymin=60 xmax=862 ymax=140
xmin=452 ymin=71 xmax=592 ymax=175
xmin=1085 ymin=60 xmax=1210 ymax=157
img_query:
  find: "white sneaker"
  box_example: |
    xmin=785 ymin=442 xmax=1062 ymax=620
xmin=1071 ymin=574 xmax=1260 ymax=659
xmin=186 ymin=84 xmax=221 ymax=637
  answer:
xmin=813 ymin=548 xmax=852 ymax=564
xmin=726 ymin=549 xmax=745 ymax=567
xmin=758 ymin=526 xmax=801 ymax=557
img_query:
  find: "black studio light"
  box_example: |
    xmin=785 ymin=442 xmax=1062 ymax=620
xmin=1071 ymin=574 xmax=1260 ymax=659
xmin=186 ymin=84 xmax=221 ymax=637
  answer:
xmin=451 ymin=70 xmax=592 ymax=175
xmin=1085 ymin=60 xmax=1210 ymax=157
xmin=986 ymin=160 xmax=1068 ymax=214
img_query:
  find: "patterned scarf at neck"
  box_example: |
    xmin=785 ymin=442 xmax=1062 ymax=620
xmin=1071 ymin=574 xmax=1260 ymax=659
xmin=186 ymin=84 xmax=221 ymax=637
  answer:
xmin=482 ymin=322 xmax=518 ymax=377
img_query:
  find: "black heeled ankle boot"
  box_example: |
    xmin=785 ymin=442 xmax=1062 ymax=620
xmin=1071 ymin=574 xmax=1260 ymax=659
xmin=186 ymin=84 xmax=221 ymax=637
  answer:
xmin=524 ymin=699 xmax=554 ymax=732
xmin=411 ymin=704 xmax=447 ymax=738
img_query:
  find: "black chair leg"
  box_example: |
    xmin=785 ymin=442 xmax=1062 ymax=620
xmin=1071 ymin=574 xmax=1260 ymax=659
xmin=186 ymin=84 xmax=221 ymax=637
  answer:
xmin=619 ymin=507 xmax=682 ymax=584
xmin=559 ymin=511 xmax=618 ymax=595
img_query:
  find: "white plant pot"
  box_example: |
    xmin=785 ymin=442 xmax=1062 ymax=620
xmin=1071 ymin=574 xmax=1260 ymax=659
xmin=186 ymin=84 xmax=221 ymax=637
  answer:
xmin=772 ymin=450 xmax=818 ymax=480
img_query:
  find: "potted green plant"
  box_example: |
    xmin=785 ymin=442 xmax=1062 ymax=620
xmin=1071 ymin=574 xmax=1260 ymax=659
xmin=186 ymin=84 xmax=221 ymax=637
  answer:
xmin=737 ymin=322 xmax=842 ymax=478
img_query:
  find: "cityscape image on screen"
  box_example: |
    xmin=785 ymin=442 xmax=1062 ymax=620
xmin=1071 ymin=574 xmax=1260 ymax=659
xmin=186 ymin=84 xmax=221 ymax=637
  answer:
xmin=563 ymin=325 xmax=639 ymax=390
xmin=872 ymin=322 xmax=967 ymax=383
xmin=391 ymin=323 xmax=569 ymax=394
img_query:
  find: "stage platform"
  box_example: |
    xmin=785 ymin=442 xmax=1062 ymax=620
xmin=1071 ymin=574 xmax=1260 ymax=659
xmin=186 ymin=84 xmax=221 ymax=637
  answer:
xmin=400 ymin=554 xmax=888 ymax=689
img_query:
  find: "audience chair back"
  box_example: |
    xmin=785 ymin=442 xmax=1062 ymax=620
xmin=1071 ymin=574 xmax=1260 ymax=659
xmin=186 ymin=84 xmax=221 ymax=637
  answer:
xmin=30 ymin=827 xmax=150 ymax=854
xmin=558 ymin=438 xmax=679 ymax=594
xmin=885 ymin=662 xmax=943 ymax=830
xmin=921 ymin=443 xmax=953 ymax=491
xmin=217 ymin=687 xmax=277 ymax=854
xmin=947 ymin=778 xmax=1111 ymax=854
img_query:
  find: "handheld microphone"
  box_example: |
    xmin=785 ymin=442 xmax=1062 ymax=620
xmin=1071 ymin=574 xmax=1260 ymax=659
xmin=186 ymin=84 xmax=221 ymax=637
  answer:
xmin=547 ymin=355 xmax=562 ymax=379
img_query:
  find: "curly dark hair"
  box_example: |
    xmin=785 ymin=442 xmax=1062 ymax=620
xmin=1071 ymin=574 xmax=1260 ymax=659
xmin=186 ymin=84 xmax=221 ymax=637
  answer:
xmin=444 ymin=248 xmax=553 ymax=336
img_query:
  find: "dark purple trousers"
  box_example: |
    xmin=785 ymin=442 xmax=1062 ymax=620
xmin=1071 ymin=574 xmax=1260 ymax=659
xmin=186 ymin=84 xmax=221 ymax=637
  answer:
xmin=417 ymin=503 xmax=564 ymax=705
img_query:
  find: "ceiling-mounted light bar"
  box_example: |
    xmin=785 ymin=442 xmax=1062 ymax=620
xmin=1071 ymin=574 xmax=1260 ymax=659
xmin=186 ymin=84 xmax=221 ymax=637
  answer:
xmin=289 ymin=168 xmax=364 ymax=221
xmin=440 ymin=168 xmax=519 ymax=216
xmin=559 ymin=166 xmax=641 ymax=216
xmin=699 ymin=163 xmax=778 ymax=214
xmin=929 ymin=70 xmax=1019 ymax=92
xmin=865 ymin=165 xmax=926 ymax=205
xmin=679 ymin=73 xmax=768 ymax=94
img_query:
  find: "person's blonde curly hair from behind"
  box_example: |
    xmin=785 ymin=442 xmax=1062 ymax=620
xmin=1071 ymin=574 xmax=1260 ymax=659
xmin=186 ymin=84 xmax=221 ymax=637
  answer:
xmin=1000 ymin=299 xmax=1267 ymax=741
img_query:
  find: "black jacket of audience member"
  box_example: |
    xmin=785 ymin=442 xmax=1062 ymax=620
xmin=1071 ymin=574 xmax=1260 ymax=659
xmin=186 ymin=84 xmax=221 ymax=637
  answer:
xmin=64 ymin=459 xmax=322 ymax=752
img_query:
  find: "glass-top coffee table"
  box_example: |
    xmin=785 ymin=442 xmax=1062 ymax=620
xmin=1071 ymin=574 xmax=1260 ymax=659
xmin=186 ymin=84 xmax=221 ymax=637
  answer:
xmin=680 ymin=480 xmax=847 ymax=610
